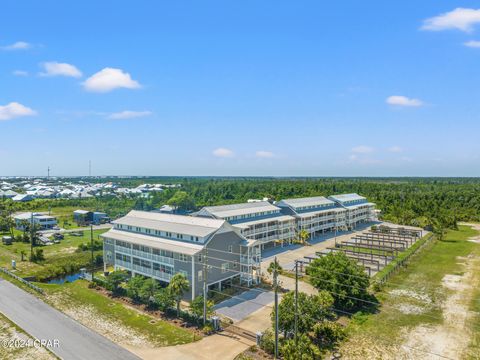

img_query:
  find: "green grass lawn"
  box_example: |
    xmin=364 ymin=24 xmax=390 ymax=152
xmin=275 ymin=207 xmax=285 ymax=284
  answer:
xmin=0 ymin=229 xmax=108 ymax=279
xmin=40 ymin=280 xmax=198 ymax=347
xmin=344 ymin=225 xmax=480 ymax=353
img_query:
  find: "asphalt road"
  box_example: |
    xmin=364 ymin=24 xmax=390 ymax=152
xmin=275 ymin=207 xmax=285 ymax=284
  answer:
xmin=0 ymin=278 xmax=140 ymax=360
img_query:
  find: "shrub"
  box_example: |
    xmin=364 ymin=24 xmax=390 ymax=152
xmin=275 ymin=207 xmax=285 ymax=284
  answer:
xmin=259 ymin=329 xmax=275 ymax=355
xmin=312 ymin=321 xmax=346 ymax=348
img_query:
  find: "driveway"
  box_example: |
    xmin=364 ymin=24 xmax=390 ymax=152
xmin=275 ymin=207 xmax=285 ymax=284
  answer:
xmin=214 ymin=288 xmax=274 ymax=322
xmin=0 ymin=278 xmax=139 ymax=360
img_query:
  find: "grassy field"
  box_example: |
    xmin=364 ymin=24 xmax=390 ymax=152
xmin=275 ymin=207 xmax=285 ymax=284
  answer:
xmin=0 ymin=229 xmax=108 ymax=279
xmin=341 ymin=225 xmax=480 ymax=359
xmin=39 ymin=280 xmax=198 ymax=347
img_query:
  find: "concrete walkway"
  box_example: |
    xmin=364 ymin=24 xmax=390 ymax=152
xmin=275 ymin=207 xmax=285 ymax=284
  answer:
xmin=0 ymin=278 xmax=139 ymax=360
xmin=214 ymin=288 xmax=274 ymax=322
xmin=125 ymin=333 xmax=252 ymax=360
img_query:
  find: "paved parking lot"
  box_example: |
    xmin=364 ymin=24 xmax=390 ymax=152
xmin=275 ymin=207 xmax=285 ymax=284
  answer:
xmin=214 ymin=288 xmax=274 ymax=322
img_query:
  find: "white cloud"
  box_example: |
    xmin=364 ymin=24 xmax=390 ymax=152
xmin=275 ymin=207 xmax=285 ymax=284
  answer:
xmin=40 ymin=62 xmax=82 ymax=78
xmin=13 ymin=70 xmax=28 ymax=76
xmin=82 ymin=68 xmax=141 ymax=93
xmin=108 ymin=110 xmax=152 ymax=120
xmin=386 ymin=95 xmax=423 ymax=107
xmin=1 ymin=41 xmax=31 ymax=50
xmin=352 ymin=145 xmax=374 ymax=154
xmin=464 ymin=40 xmax=480 ymax=48
xmin=213 ymin=148 xmax=234 ymax=158
xmin=0 ymin=102 xmax=37 ymax=121
xmin=255 ymin=150 xmax=274 ymax=158
xmin=421 ymin=8 xmax=480 ymax=32
xmin=388 ymin=146 xmax=403 ymax=153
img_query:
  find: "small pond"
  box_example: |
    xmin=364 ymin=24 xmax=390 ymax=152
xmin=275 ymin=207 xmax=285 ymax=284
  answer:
xmin=47 ymin=272 xmax=83 ymax=284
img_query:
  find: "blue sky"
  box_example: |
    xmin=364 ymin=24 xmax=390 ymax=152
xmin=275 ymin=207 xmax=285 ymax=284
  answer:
xmin=1 ymin=1 xmax=480 ymax=176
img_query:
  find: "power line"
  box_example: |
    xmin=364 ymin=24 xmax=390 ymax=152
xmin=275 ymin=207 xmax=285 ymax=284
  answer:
xmin=209 ymin=287 xmax=454 ymax=360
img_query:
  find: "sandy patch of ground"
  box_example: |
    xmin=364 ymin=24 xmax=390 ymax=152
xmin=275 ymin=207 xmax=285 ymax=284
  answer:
xmin=47 ymin=292 xmax=151 ymax=348
xmin=401 ymin=253 xmax=480 ymax=359
xmin=389 ymin=289 xmax=432 ymax=304
xmin=57 ymin=246 xmax=78 ymax=254
xmin=0 ymin=315 xmax=55 ymax=360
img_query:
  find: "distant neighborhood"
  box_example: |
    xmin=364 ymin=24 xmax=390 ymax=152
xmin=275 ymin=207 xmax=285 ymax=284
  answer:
xmin=0 ymin=177 xmax=181 ymax=202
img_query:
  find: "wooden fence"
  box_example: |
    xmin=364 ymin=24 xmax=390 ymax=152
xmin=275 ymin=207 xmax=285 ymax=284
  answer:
xmin=376 ymin=232 xmax=434 ymax=285
xmin=0 ymin=267 xmax=45 ymax=294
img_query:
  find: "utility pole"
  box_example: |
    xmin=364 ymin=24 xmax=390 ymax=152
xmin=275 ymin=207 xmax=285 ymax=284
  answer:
xmin=294 ymin=260 xmax=299 ymax=346
xmin=273 ymin=256 xmax=279 ymax=359
xmin=47 ymin=166 xmax=50 ymax=180
xmin=90 ymin=225 xmax=94 ymax=276
xmin=30 ymin=212 xmax=34 ymax=260
xmin=203 ymin=247 xmax=208 ymax=325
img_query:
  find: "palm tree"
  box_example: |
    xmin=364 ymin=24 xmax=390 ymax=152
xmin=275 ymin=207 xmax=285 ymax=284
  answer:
xmin=168 ymin=273 xmax=190 ymax=317
xmin=297 ymin=229 xmax=310 ymax=245
xmin=267 ymin=258 xmax=282 ymax=275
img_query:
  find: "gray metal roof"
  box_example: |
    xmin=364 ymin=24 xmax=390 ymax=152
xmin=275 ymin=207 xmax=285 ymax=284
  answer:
xmin=277 ymin=196 xmax=335 ymax=209
xmin=328 ymin=193 xmax=366 ymax=203
xmin=113 ymin=210 xmax=225 ymax=237
xmin=101 ymin=229 xmax=203 ymax=255
xmin=201 ymin=201 xmax=280 ymax=218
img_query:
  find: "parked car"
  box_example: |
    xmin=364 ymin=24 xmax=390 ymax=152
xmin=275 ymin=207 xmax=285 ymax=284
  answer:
xmin=53 ymin=233 xmax=64 ymax=240
xmin=2 ymin=236 xmax=12 ymax=245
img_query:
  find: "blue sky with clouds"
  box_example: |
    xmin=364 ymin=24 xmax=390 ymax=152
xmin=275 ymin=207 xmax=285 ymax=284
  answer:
xmin=1 ymin=1 xmax=480 ymax=176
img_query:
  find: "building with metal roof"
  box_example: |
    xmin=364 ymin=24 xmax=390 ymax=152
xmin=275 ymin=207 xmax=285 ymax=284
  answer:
xmin=101 ymin=210 xmax=261 ymax=300
xmin=276 ymin=196 xmax=347 ymax=238
xmin=196 ymin=201 xmax=296 ymax=249
xmin=13 ymin=212 xmax=58 ymax=230
xmin=328 ymin=193 xmax=376 ymax=229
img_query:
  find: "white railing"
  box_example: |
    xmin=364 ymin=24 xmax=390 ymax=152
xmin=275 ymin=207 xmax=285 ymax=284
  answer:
xmin=152 ymin=270 xmax=173 ymax=282
xmin=116 ymin=246 xmax=132 ymax=254
xmin=116 ymin=259 xmax=131 ymax=269
xmin=131 ymin=250 xmax=175 ymax=266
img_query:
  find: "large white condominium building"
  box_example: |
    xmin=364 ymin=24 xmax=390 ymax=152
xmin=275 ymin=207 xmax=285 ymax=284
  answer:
xmin=102 ymin=210 xmax=261 ymax=300
xmin=276 ymin=196 xmax=347 ymax=237
xmin=196 ymin=201 xmax=296 ymax=249
xmin=328 ymin=193 xmax=376 ymax=229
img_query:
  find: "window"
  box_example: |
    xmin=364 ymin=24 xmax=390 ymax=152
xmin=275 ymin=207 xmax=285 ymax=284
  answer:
xmin=221 ymin=263 xmax=229 ymax=273
xmin=198 ymin=270 xmax=203 ymax=282
xmin=141 ymin=259 xmax=151 ymax=269
xmin=197 ymin=254 xmax=203 ymax=263
xmin=228 ymin=245 xmax=233 ymax=253
xmin=178 ymin=253 xmax=189 ymax=262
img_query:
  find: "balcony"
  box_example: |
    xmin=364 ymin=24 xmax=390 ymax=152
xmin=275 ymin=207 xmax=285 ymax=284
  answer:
xmin=131 ymin=250 xmax=175 ymax=266
xmin=116 ymin=246 xmax=132 ymax=255
xmin=115 ymin=259 xmax=131 ymax=269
